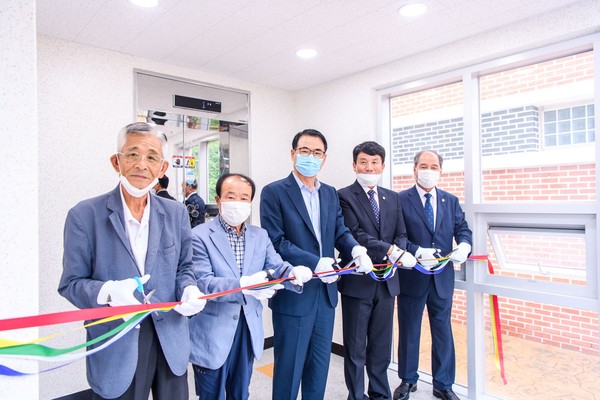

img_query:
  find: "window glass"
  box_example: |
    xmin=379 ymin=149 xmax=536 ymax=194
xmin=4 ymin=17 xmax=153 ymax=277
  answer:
xmin=390 ymin=81 xmax=465 ymax=197
xmin=480 ymin=51 xmax=596 ymax=202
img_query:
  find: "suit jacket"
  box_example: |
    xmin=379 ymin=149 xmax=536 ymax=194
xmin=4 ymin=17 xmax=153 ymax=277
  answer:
xmin=398 ymin=185 xmax=472 ymax=299
xmin=185 ymin=192 xmax=206 ymax=228
xmin=338 ymin=181 xmax=408 ymax=298
xmin=188 ymin=217 xmax=298 ymax=369
xmin=156 ymin=189 xmax=175 ymax=201
xmin=58 ymin=185 xmax=197 ymax=399
xmin=260 ymin=172 xmax=358 ymax=316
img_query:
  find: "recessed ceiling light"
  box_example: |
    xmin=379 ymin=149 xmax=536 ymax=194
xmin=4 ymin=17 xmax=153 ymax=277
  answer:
xmin=130 ymin=0 xmax=159 ymax=8
xmin=296 ymin=49 xmax=318 ymax=59
xmin=398 ymin=2 xmax=427 ymax=18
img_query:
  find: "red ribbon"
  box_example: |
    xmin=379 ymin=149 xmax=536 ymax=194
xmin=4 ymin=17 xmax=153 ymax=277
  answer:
xmin=0 ymin=265 xmax=359 ymax=333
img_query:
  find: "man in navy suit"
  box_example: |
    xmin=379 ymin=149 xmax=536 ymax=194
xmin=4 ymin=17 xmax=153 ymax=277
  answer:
xmin=59 ymin=122 xmax=206 ymax=399
xmin=394 ymin=150 xmax=472 ymax=400
xmin=189 ymin=173 xmax=312 ymax=399
xmin=184 ymin=179 xmax=206 ymax=228
xmin=338 ymin=141 xmax=417 ymax=400
xmin=260 ymin=129 xmax=374 ymax=400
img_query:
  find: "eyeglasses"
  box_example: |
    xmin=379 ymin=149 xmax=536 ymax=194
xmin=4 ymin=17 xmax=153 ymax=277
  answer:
xmin=118 ymin=152 xmax=163 ymax=166
xmin=296 ymin=147 xmax=326 ymax=159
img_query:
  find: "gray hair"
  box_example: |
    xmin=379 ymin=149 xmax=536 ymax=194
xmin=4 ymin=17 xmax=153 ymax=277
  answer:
xmin=413 ymin=149 xmax=443 ymax=167
xmin=117 ymin=122 xmax=167 ymax=156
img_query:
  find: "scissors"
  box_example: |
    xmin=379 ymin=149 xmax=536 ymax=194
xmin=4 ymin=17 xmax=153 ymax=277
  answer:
xmin=134 ymin=276 xmax=155 ymax=304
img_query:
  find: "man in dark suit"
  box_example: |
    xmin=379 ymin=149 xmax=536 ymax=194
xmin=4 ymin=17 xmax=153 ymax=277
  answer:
xmin=338 ymin=141 xmax=417 ymax=400
xmin=260 ymin=129 xmax=373 ymax=400
xmin=394 ymin=150 xmax=472 ymax=400
xmin=184 ymin=179 xmax=206 ymax=228
xmin=154 ymin=175 xmax=175 ymax=200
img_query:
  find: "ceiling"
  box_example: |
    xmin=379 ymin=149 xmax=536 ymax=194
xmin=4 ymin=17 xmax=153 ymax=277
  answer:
xmin=37 ymin=0 xmax=583 ymax=91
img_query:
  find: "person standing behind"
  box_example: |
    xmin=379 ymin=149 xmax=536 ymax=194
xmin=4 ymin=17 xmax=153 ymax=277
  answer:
xmin=58 ymin=122 xmax=206 ymax=400
xmin=188 ymin=173 xmax=313 ymax=400
xmin=338 ymin=141 xmax=417 ymax=400
xmin=394 ymin=150 xmax=472 ymax=400
xmin=260 ymin=129 xmax=373 ymax=400
xmin=154 ymin=175 xmax=176 ymax=200
xmin=184 ymin=179 xmax=206 ymax=228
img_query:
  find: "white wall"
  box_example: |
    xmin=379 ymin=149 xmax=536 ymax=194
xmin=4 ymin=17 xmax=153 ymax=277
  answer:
xmin=36 ymin=36 xmax=296 ymax=398
xmin=0 ymin=0 xmax=39 ymax=398
xmin=3 ymin=1 xmax=598 ymax=398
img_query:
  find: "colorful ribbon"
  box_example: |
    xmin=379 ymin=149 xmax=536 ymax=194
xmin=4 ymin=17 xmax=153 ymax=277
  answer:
xmin=0 ymin=264 xmax=360 ymax=376
xmin=469 ymin=255 xmax=507 ymax=384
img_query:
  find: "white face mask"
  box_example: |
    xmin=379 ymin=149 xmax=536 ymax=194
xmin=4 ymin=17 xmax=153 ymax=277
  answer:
xmin=117 ymin=161 xmax=159 ymax=198
xmin=416 ymin=169 xmax=440 ymax=189
xmin=220 ymin=201 xmax=252 ymax=227
xmin=356 ymin=173 xmax=381 ymax=188
xmin=119 ymin=175 xmax=158 ymax=198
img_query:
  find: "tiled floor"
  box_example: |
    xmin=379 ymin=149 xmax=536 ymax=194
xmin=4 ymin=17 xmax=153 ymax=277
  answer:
xmin=247 ymin=348 xmax=458 ymax=400
xmin=183 ymin=322 xmax=599 ymax=399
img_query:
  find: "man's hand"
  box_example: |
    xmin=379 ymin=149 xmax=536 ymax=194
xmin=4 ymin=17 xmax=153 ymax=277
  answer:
xmin=288 ymin=266 xmax=313 ymax=286
xmin=97 ymin=274 xmax=151 ymax=306
xmin=315 ymin=257 xmax=339 ymax=284
xmin=415 ymin=247 xmax=439 ymax=268
xmin=449 ymin=242 xmax=471 ymax=265
xmin=351 ymin=245 xmax=374 ymax=274
xmin=173 ymin=285 xmax=206 ymax=316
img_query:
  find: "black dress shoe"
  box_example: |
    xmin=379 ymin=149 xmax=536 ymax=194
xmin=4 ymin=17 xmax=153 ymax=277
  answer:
xmin=392 ymin=382 xmax=417 ymax=400
xmin=433 ymin=388 xmax=460 ymax=400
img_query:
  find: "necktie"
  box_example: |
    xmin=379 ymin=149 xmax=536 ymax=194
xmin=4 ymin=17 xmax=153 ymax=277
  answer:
xmin=424 ymin=193 xmax=434 ymax=231
xmin=368 ymin=189 xmax=380 ymax=224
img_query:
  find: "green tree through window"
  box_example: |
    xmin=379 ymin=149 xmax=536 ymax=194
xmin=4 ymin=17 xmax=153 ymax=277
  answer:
xmin=207 ymin=140 xmax=220 ymax=203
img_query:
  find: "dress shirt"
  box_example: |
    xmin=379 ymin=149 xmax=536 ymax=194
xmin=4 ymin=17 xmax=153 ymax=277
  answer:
xmin=292 ymin=172 xmax=322 ymax=256
xmin=415 ymin=185 xmax=438 ymax=227
xmin=358 ymin=183 xmax=379 ymax=208
xmin=119 ymin=188 xmax=150 ymax=275
xmin=219 ymin=214 xmax=246 ymax=275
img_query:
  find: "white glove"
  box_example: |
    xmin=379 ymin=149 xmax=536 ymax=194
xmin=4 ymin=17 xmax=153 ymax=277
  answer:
xmin=97 ymin=274 xmax=150 ymax=306
xmin=173 ymin=285 xmax=206 ymax=316
xmin=388 ymin=245 xmax=417 ymax=268
xmin=399 ymin=251 xmax=418 ymax=268
xmin=243 ymin=284 xmax=284 ymax=300
xmin=315 ymin=257 xmax=339 ymax=284
xmin=240 ymin=270 xmax=269 ymax=288
xmin=240 ymin=270 xmax=283 ymax=300
xmin=351 ymin=245 xmax=374 ymax=274
xmin=449 ymin=242 xmax=471 ymax=264
xmin=288 ymin=266 xmax=313 ymax=286
xmin=415 ymin=247 xmax=439 ymax=268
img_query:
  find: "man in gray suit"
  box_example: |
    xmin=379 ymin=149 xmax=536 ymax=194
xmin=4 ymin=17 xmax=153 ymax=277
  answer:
xmin=189 ymin=173 xmax=312 ymax=400
xmin=59 ymin=122 xmax=207 ymax=400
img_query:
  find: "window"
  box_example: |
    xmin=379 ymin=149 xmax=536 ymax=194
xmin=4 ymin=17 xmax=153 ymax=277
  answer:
xmin=544 ymin=104 xmax=595 ymax=147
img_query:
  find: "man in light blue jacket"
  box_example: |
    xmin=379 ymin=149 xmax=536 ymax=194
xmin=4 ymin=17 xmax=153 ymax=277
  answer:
xmin=189 ymin=173 xmax=312 ymax=400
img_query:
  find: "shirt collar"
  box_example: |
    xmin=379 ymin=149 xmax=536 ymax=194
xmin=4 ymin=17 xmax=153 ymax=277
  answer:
xmin=119 ymin=187 xmax=150 ymax=225
xmin=218 ymin=214 xmax=246 ymax=236
xmin=416 ymin=185 xmax=437 ymax=200
xmin=292 ymin=171 xmax=321 ymax=192
xmin=358 ymin=181 xmax=378 ymax=196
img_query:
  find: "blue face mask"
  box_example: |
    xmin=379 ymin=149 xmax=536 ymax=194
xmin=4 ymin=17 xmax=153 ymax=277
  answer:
xmin=295 ymin=154 xmax=323 ymax=177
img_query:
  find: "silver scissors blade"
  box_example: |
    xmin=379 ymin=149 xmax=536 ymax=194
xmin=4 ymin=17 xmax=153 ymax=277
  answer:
xmin=143 ymin=289 xmax=156 ymax=304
